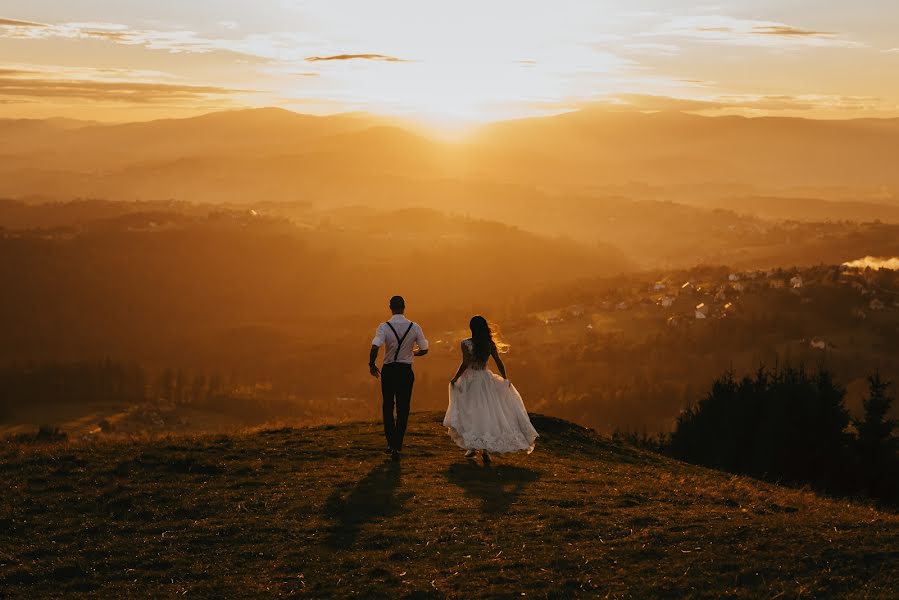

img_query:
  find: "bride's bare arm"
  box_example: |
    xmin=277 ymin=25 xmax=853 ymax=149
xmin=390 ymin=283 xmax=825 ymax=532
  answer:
xmin=491 ymin=345 xmax=508 ymax=380
xmin=450 ymin=342 xmax=470 ymax=386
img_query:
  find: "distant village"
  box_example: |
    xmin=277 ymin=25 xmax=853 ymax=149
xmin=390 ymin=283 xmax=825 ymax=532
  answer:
xmin=534 ymin=262 xmax=899 ymax=349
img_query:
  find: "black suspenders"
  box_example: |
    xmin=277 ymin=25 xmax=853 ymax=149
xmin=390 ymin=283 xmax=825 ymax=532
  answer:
xmin=385 ymin=321 xmax=415 ymax=362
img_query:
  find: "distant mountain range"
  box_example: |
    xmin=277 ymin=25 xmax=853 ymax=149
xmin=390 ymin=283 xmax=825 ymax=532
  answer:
xmin=2 ymin=106 xmax=898 ymax=211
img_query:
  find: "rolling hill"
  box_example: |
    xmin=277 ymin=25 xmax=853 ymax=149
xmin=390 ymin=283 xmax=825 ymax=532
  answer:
xmin=472 ymin=110 xmax=899 ymax=195
xmin=0 ymin=205 xmax=631 ymax=367
xmin=0 ymin=108 xmax=377 ymax=166
xmin=3 ymin=107 xmax=899 ymax=206
xmin=1 ymin=413 xmax=896 ymax=598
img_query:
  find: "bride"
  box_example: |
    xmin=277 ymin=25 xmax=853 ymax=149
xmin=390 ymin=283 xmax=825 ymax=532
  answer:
xmin=444 ymin=316 xmax=538 ymax=463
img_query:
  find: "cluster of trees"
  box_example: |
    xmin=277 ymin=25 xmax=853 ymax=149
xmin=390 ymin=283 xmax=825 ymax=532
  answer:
xmin=0 ymin=360 xmax=145 ymax=420
xmin=669 ymin=366 xmax=898 ymax=503
xmin=153 ymin=368 xmax=226 ymax=406
xmin=0 ymin=360 xmax=386 ymax=429
xmin=0 ymin=361 xmax=232 ymax=423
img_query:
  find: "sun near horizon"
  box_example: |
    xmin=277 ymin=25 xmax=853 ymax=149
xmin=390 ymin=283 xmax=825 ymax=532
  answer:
xmin=2 ymin=1 xmax=899 ymax=129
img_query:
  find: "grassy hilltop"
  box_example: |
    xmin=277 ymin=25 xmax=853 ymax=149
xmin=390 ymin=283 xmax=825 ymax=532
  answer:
xmin=1 ymin=413 xmax=897 ymax=599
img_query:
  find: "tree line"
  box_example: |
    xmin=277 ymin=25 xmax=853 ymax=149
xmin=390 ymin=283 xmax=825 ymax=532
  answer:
xmin=667 ymin=365 xmax=898 ymax=504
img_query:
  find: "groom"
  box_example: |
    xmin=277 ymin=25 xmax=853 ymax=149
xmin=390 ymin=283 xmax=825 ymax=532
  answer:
xmin=369 ymin=296 xmax=428 ymax=460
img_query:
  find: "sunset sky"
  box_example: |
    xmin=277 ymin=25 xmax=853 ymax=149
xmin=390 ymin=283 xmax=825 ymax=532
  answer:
xmin=2 ymin=0 xmax=899 ymax=125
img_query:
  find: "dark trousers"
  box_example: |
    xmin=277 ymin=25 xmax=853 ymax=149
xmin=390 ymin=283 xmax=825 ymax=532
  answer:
xmin=381 ymin=363 xmax=414 ymax=450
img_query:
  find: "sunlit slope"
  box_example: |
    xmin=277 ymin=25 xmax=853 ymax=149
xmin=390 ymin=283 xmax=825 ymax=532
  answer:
xmin=1 ymin=413 xmax=896 ymax=598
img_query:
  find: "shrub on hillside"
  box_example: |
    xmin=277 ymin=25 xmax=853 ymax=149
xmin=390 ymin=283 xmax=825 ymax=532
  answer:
xmin=854 ymin=373 xmax=899 ymax=498
xmin=670 ymin=365 xmax=899 ymax=503
xmin=11 ymin=424 xmax=67 ymax=444
xmin=669 ymin=365 xmax=853 ymax=490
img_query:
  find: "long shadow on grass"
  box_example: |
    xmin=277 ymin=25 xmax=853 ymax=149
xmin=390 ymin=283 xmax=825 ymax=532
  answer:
xmin=446 ymin=462 xmax=539 ymax=515
xmin=323 ymin=460 xmax=411 ymax=549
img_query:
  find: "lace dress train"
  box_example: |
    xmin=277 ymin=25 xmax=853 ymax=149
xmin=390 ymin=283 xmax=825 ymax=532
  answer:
xmin=443 ymin=360 xmax=538 ymax=454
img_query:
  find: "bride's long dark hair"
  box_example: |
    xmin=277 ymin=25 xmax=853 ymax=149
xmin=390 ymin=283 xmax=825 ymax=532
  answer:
xmin=469 ymin=315 xmax=496 ymax=363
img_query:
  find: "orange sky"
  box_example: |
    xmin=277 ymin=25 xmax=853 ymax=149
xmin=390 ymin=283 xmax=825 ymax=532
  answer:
xmin=2 ymin=1 xmax=899 ymax=125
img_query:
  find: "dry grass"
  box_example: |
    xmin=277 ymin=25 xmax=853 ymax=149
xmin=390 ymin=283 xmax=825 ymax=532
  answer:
xmin=1 ymin=413 xmax=897 ymax=598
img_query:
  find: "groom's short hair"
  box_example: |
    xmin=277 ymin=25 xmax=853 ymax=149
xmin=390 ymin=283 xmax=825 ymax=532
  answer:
xmin=389 ymin=295 xmax=405 ymax=310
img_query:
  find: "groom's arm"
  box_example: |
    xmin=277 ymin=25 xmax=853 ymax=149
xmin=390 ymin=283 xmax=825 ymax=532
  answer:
xmin=369 ymin=325 xmax=384 ymax=378
xmin=369 ymin=345 xmax=380 ymax=378
xmin=413 ymin=324 xmax=429 ymax=357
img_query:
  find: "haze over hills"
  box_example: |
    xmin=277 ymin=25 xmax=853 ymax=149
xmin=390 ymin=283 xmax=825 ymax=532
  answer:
xmin=2 ymin=197 xmax=899 ymax=437
xmin=0 ymin=203 xmax=630 ymax=366
xmin=4 ymin=107 xmax=899 ymax=436
xmin=3 ymin=107 xmax=899 ymax=207
xmin=0 ymin=108 xmax=384 ymax=169
xmin=472 ymin=109 xmax=899 ymax=197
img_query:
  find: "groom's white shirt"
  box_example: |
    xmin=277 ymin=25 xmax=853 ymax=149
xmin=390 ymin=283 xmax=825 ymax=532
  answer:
xmin=372 ymin=314 xmax=428 ymax=365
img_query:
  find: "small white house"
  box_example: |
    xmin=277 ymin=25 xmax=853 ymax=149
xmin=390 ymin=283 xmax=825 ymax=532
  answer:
xmin=658 ymin=296 xmax=675 ymax=308
xmin=790 ymin=275 xmax=804 ymax=289
xmin=769 ymin=279 xmax=786 ymax=289
xmin=728 ymin=273 xmax=741 ymax=282
xmin=568 ymin=305 xmax=585 ymax=318
xmin=537 ymin=310 xmax=563 ymax=325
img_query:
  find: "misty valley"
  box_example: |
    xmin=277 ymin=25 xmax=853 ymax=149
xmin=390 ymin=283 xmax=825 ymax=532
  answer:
xmin=3 ymin=108 xmax=899 ymax=451
xmin=1 ymin=192 xmax=898 ymax=440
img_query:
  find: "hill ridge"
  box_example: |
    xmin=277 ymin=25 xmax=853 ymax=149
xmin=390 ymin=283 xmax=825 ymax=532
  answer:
xmin=2 ymin=412 xmax=897 ymax=598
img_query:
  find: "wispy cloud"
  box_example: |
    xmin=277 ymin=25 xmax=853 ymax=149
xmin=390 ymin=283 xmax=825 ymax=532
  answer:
xmin=0 ymin=17 xmax=46 ymax=27
xmin=0 ymin=67 xmax=250 ymax=103
xmin=621 ymin=42 xmax=681 ymax=57
xmin=613 ymin=93 xmax=883 ymax=114
xmin=0 ymin=68 xmax=35 ymax=76
xmin=305 ymin=54 xmax=409 ymax=63
xmin=657 ymin=16 xmax=862 ymax=48
xmin=0 ymin=19 xmax=277 ymax=61
xmin=751 ymin=25 xmax=835 ymax=37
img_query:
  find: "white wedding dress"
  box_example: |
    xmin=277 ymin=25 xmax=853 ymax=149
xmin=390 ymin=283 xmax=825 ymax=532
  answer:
xmin=443 ymin=339 xmax=538 ymax=454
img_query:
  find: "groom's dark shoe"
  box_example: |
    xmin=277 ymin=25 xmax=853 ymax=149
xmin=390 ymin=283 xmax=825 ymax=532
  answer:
xmin=384 ymin=446 xmax=393 ymax=454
